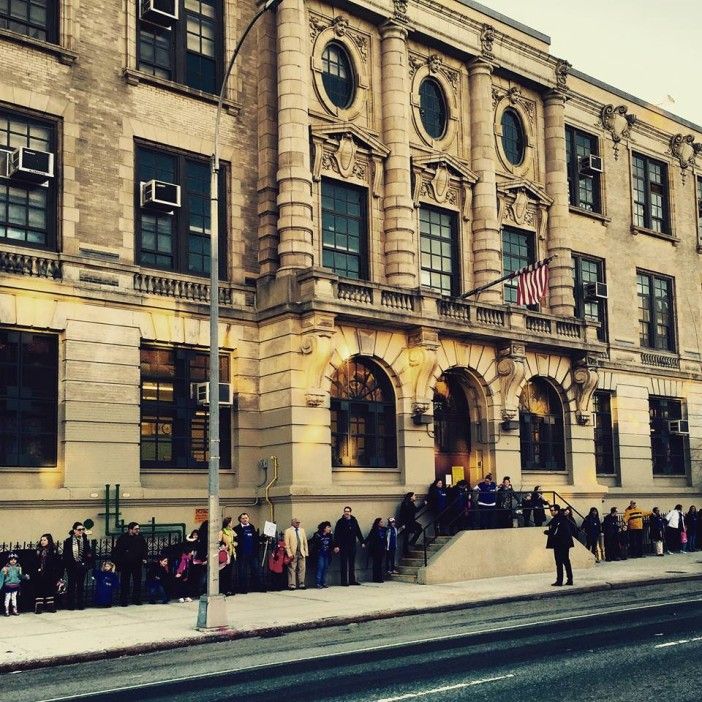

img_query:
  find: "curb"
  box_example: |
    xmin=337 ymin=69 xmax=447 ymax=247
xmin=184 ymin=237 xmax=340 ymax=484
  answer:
xmin=3 ymin=572 xmax=701 ymax=674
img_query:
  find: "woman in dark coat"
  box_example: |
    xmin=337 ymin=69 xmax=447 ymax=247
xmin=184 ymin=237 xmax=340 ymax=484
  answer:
xmin=365 ymin=518 xmax=387 ymax=584
xmin=581 ymin=508 xmax=602 ymax=562
xmin=62 ymin=522 xmax=94 ymax=610
xmin=427 ymin=479 xmax=448 ymax=535
xmin=399 ymin=492 xmax=422 ymax=556
xmin=530 ymin=487 xmax=549 ymax=527
xmin=33 ymin=534 xmax=62 ymax=613
xmin=545 ymin=505 xmax=576 ymax=586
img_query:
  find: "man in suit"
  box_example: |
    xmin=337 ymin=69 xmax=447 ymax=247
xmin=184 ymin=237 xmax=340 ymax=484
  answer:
xmin=62 ymin=522 xmax=93 ymax=610
xmin=284 ymin=517 xmax=309 ymax=590
xmin=334 ymin=506 xmax=365 ymax=586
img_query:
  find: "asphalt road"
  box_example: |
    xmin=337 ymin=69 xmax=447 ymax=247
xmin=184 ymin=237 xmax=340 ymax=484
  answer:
xmin=6 ymin=581 xmax=702 ymax=702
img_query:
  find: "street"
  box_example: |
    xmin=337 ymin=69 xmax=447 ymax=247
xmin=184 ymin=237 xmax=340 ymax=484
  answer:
xmin=5 ymin=581 xmax=701 ymax=702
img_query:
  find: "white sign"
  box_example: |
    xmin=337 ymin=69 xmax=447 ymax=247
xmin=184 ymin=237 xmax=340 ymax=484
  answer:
xmin=263 ymin=520 xmax=277 ymax=538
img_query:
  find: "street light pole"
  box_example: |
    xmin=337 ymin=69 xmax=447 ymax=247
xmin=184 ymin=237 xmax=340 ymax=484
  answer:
xmin=198 ymin=0 xmax=283 ymax=631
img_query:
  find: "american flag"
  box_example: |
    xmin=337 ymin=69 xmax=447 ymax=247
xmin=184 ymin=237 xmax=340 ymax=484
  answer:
xmin=515 ymin=258 xmax=550 ymax=306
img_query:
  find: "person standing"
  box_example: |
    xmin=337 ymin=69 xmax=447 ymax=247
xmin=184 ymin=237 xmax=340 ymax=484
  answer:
xmin=234 ymin=513 xmax=263 ymax=593
xmin=665 ymin=504 xmax=685 ymax=554
xmin=365 ymin=518 xmax=387 ymax=583
xmin=399 ymin=493 xmax=422 ymax=557
xmin=334 ymin=506 xmax=365 ymax=586
xmin=602 ymin=507 xmax=621 ymax=562
xmin=218 ymin=517 xmax=238 ymax=595
xmin=112 ymin=521 xmax=148 ymax=606
xmin=649 ymin=507 xmax=667 ymax=556
xmin=427 ymin=479 xmax=448 ymax=534
xmin=475 ymin=474 xmax=497 ymax=529
xmin=685 ymin=506 xmax=698 ymax=552
xmin=530 ymin=486 xmax=550 ymax=527
xmin=386 ymin=517 xmax=399 ymax=575
xmin=284 ymin=517 xmax=308 ymax=590
xmin=495 ymin=476 xmax=515 ymax=529
xmin=32 ymin=534 xmax=61 ymax=614
xmin=623 ymin=501 xmax=651 ymax=558
xmin=311 ymin=521 xmax=335 ymax=588
xmin=545 ymin=505 xmax=576 ymax=586
xmin=63 ymin=522 xmax=93 ymax=610
xmin=581 ymin=507 xmax=603 ymax=562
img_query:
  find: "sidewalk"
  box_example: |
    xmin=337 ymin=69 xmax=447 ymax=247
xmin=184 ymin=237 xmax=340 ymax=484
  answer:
xmin=1 ymin=555 xmax=700 ymax=672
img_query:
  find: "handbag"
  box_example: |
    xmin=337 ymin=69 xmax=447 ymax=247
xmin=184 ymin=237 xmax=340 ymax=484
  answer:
xmin=681 ymin=531 xmax=688 ymax=545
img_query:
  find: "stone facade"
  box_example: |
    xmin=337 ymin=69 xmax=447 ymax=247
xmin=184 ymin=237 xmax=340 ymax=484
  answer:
xmin=0 ymin=0 xmax=700 ymax=540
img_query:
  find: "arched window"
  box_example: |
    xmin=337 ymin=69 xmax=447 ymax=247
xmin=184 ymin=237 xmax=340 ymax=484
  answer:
xmin=433 ymin=373 xmax=470 ymax=454
xmin=419 ymin=78 xmax=447 ymax=139
xmin=330 ymin=358 xmax=396 ymax=468
xmin=501 ymin=108 xmax=525 ymax=165
xmin=519 ymin=378 xmax=564 ymax=471
xmin=321 ymin=42 xmax=355 ymax=109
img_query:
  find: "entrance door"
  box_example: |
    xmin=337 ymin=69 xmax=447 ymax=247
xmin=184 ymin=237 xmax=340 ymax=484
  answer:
xmin=432 ymin=372 xmax=471 ymax=484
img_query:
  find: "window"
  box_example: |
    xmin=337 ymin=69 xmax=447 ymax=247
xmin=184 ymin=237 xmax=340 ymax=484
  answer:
xmin=0 ymin=329 xmax=57 ymax=467
xmin=321 ymin=42 xmax=354 ymax=109
xmin=0 ymin=0 xmax=58 ymax=42
xmin=140 ymin=346 xmax=231 ymax=469
xmin=418 ymin=78 xmax=447 ymax=139
xmin=330 ymin=357 xmax=396 ymax=468
xmin=135 ymin=144 xmax=225 ymax=277
xmin=632 ymin=153 xmax=669 ymax=233
xmin=593 ymin=391 xmax=615 ymax=475
xmin=565 ymin=125 xmax=601 ymax=213
xmin=502 ymin=227 xmax=533 ymax=304
xmin=0 ymin=110 xmax=56 ymax=249
xmin=572 ymin=254 xmax=607 ymax=342
xmin=433 ymin=373 xmax=470 ymax=455
xmin=519 ymin=378 xmax=565 ymax=471
xmin=501 ymin=109 xmax=525 ymax=166
xmin=649 ymin=396 xmax=687 ymax=476
xmin=420 ymin=206 xmax=458 ymax=296
xmin=697 ymin=176 xmax=702 ymax=245
xmin=138 ymin=0 xmax=221 ymax=93
xmin=321 ymin=179 xmax=367 ymax=280
xmin=636 ymin=271 xmax=675 ymax=351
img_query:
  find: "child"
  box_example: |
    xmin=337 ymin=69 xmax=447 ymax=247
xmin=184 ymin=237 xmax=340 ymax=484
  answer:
xmin=1 ymin=553 xmax=29 ymax=616
xmin=146 ymin=554 xmax=173 ymax=604
xmin=386 ymin=518 xmax=399 ymax=575
xmin=93 ymin=561 xmax=119 ymax=608
xmin=175 ymin=547 xmax=194 ymax=602
xmin=311 ymin=522 xmax=334 ymax=589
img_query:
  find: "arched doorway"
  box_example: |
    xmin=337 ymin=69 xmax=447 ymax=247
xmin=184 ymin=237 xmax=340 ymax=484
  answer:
xmin=519 ymin=377 xmax=565 ymax=471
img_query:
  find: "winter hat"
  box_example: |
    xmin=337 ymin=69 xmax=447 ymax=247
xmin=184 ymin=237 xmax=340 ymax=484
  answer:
xmin=8 ymin=552 xmax=18 ymax=560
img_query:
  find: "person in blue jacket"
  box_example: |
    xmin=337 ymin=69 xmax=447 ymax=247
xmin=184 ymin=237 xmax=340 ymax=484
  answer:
xmin=93 ymin=561 xmax=119 ymax=608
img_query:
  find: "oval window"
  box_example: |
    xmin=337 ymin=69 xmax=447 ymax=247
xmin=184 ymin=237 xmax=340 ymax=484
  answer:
xmin=501 ymin=108 xmax=525 ymax=165
xmin=321 ymin=42 xmax=355 ymax=109
xmin=419 ymin=78 xmax=447 ymax=139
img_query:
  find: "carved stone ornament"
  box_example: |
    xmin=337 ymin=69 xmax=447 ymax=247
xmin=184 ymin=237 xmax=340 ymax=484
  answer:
xmin=670 ymin=133 xmax=700 ymax=182
xmin=393 ymin=0 xmax=408 ymax=22
xmin=555 ymin=59 xmax=570 ymax=91
xmin=492 ymin=86 xmax=535 ymax=125
xmin=572 ymin=357 xmax=599 ymax=425
xmin=334 ymin=133 xmax=357 ymax=178
xmin=480 ymin=23 xmax=496 ymax=58
xmin=309 ymin=14 xmax=368 ymax=62
xmin=497 ymin=179 xmax=552 ymax=239
xmin=601 ymin=104 xmax=637 ymax=160
xmin=332 ymin=16 xmax=349 ymax=37
xmin=300 ymin=315 xmax=336 ymax=407
xmin=431 ymin=163 xmax=451 ymax=203
xmin=412 ymin=154 xmax=479 ymax=220
xmin=496 ymin=343 xmax=526 ymax=422
xmin=409 ymin=52 xmax=459 ymax=94
xmin=407 ymin=328 xmax=440 ymax=411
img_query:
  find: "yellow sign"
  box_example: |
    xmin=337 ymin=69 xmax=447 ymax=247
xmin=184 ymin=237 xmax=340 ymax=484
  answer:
xmin=194 ymin=508 xmax=208 ymax=524
xmin=451 ymin=466 xmax=465 ymax=484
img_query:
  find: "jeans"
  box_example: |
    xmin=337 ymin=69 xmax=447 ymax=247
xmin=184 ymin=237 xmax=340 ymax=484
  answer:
xmin=316 ymin=552 xmax=331 ymax=586
xmin=119 ymin=564 xmax=143 ymax=605
xmin=237 ymin=553 xmax=262 ymax=593
xmin=146 ymin=581 xmax=169 ymax=604
xmin=386 ymin=548 xmax=396 ymax=573
xmin=687 ymin=532 xmax=697 ymax=552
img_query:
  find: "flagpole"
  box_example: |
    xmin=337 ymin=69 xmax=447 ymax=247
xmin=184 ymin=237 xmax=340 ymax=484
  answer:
xmin=460 ymin=255 xmax=556 ymax=300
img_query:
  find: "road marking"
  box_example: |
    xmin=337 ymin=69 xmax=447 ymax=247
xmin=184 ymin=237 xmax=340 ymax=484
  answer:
xmin=375 ymin=674 xmax=515 ymax=702
xmin=654 ymin=636 xmax=702 ymax=649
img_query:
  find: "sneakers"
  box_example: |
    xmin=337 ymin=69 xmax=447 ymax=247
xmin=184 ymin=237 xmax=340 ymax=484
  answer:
xmin=178 ymin=597 xmax=185 ymax=603
xmin=185 ymin=597 xmax=192 ymax=602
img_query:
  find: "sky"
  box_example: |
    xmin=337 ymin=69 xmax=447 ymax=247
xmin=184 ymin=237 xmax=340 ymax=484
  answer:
xmin=481 ymin=0 xmax=702 ymax=127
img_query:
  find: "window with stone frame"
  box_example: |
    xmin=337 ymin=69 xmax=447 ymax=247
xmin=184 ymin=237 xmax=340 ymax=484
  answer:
xmin=593 ymin=391 xmax=616 ymax=475
xmin=140 ymin=346 xmax=231 ymax=470
xmin=137 ymin=0 xmax=222 ymax=94
xmin=0 ymin=328 xmax=58 ymax=467
xmin=0 ymin=0 xmax=58 ymax=42
xmin=419 ymin=205 xmax=459 ymax=297
xmin=0 ymin=109 xmax=57 ymax=250
xmin=572 ymin=253 xmax=607 ymax=342
xmin=330 ymin=357 xmax=396 ymax=468
xmin=321 ymin=41 xmax=355 ymax=109
xmin=565 ymin=125 xmax=601 ymax=213
xmin=321 ymin=178 xmax=367 ymax=280
xmin=649 ymin=396 xmax=687 ymax=476
xmin=418 ymin=78 xmax=447 ymax=139
xmin=502 ymin=227 xmax=534 ymax=304
xmin=519 ymin=378 xmax=565 ymax=471
xmin=636 ymin=270 xmax=675 ymax=352
xmin=135 ymin=143 xmax=226 ymax=277
xmin=501 ymin=108 xmax=525 ymax=166
xmin=632 ymin=152 xmax=669 ymax=234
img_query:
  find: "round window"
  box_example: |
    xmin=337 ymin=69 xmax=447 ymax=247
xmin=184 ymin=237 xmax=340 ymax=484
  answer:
xmin=501 ymin=109 xmax=525 ymax=165
xmin=321 ymin=42 xmax=355 ymax=109
xmin=419 ymin=78 xmax=447 ymax=139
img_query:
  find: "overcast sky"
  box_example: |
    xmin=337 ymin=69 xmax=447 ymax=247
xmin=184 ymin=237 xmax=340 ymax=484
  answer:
xmin=482 ymin=0 xmax=701 ymax=127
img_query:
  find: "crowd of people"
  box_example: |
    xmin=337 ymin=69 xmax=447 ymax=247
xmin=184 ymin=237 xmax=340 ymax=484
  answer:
xmin=0 ymin=485 xmax=699 ymax=616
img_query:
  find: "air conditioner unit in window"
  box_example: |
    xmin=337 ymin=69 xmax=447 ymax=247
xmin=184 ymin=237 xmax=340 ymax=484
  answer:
xmin=5 ymin=147 xmax=54 ymax=185
xmin=190 ymin=382 xmax=234 ymax=406
xmin=579 ymin=154 xmax=603 ymax=176
xmin=140 ymin=180 xmax=181 ymax=212
xmin=668 ymin=420 xmax=689 ymax=435
xmin=139 ymin=0 xmax=178 ymax=28
xmin=583 ymin=282 xmax=608 ymax=301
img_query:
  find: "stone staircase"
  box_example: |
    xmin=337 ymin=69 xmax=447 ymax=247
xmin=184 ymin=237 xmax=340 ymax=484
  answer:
xmin=388 ymin=535 xmax=453 ymax=583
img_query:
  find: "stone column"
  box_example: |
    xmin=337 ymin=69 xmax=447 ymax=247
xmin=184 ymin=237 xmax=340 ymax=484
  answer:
xmin=276 ymin=0 xmax=314 ymax=274
xmin=468 ymin=58 xmax=502 ymax=304
xmin=543 ymin=90 xmax=574 ymax=315
xmin=380 ymin=20 xmax=416 ymax=288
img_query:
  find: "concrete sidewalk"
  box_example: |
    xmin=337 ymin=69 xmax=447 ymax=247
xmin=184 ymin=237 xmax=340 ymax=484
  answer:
xmin=1 ymin=555 xmax=700 ymax=673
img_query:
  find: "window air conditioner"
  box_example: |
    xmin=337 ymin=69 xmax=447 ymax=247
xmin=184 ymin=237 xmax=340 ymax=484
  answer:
xmin=190 ymin=382 xmax=234 ymax=406
xmin=579 ymin=154 xmax=603 ymax=176
xmin=6 ymin=147 xmax=54 ymax=185
xmin=668 ymin=420 xmax=689 ymax=435
xmin=140 ymin=180 xmax=181 ymax=212
xmin=139 ymin=0 xmax=178 ymax=28
xmin=583 ymin=282 xmax=608 ymax=302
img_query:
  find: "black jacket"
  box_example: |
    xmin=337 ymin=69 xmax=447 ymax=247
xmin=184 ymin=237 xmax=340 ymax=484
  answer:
xmin=399 ymin=498 xmax=418 ymax=527
xmin=545 ymin=514 xmax=575 ymax=549
xmin=112 ymin=532 xmax=148 ymax=570
xmin=334 ymin=516 xmax=364 ymax=550
xmin=62 ymin=535 xmax=93 ymax=569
